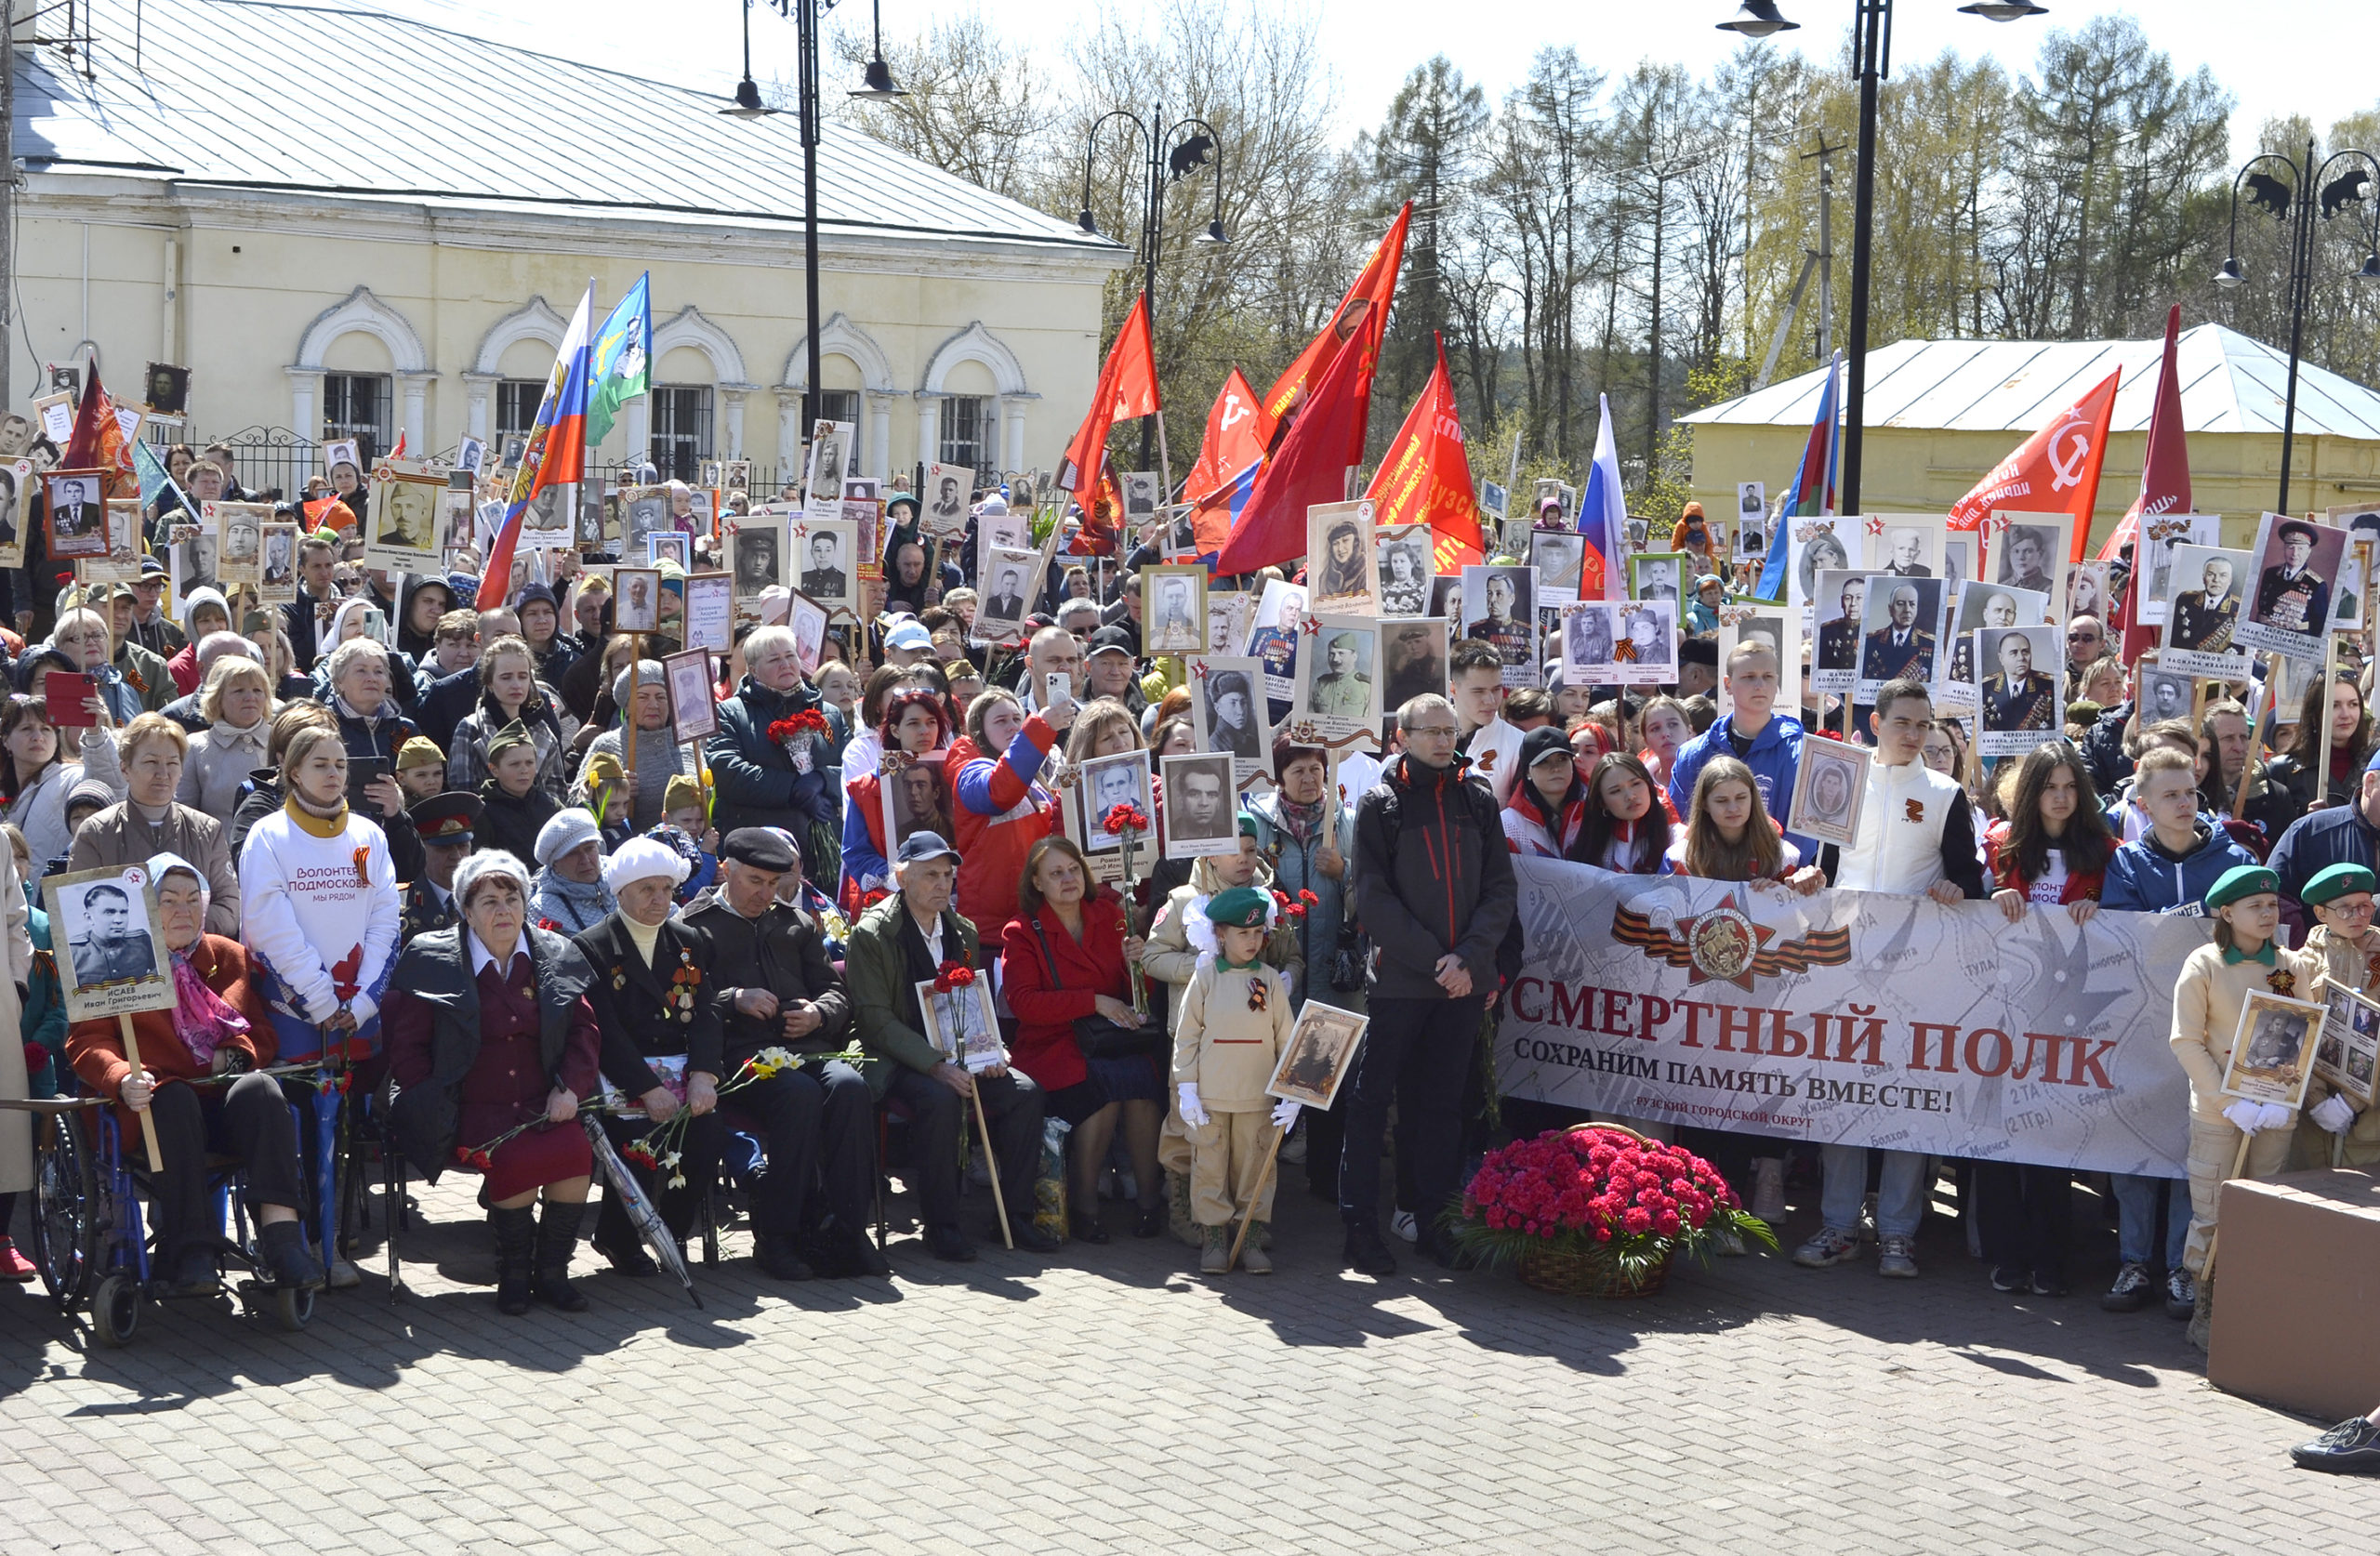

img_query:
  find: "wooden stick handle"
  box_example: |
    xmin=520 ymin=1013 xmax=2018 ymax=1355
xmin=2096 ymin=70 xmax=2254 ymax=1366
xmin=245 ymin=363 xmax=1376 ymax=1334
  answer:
xmin=1224 ymin=1121 xmax=1288 ymax=1272
xmin=117 ymin=1011 xmax=163 ymax=1173
xmin=2201 ymin=1128 xmax=2259 ymax=1286
xmin=971 ymin=1079 xmax=1012 ymax=1250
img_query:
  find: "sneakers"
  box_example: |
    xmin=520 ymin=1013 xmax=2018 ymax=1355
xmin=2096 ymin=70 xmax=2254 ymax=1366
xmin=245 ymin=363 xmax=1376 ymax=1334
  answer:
xmin=1749 ymin=1158 xmax=1788 ymax=1225
xmin=1792 ymin=1226 xmax=1861 ymax=1269
xmin=1199 ymin=1224 xmax=1231 ymax=1275
xmin=325 ymin=1257 xmax=362 ymax=1290
xmin=2293 ymin=1416 xmax=2380 ymax=1474
xmin=2164 ymin=1267 xmax=2196 ymax=1319
xmin=1990 ymin=1264 xmax=2028 ymax=1293
xmin=1876 ymin=1234 xmax=1918 ymax=1279
xmin=2029 ymin=1270 xmax=2068 ymax=1298
xmin=2102 ymin=1262 xmax=2152 ymax=1312
xmin=0 ymin=1237 xmax=34 ymax=1282
xmin=1389 ymin=1209 xmax=1419 ymax=1244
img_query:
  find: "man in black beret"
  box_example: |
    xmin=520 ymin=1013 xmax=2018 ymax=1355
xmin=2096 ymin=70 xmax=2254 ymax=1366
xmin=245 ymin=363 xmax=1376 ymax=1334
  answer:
xmin=682 ymin=826 xmax=887 ymax=1280
xmin=400 ymin=792 xmax=483 ymax=944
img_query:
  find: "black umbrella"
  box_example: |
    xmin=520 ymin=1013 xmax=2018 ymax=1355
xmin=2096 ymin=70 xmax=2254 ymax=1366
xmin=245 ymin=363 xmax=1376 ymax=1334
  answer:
xmin=582 ymin=1115 xmax=702 ymax=1309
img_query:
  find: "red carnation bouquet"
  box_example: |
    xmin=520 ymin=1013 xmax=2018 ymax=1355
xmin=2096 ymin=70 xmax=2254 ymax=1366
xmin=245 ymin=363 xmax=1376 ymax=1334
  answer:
xmin=768 ymin=709 xmax=831 ymax=773
xmin=1450 ymin=1124 xmax=1776 ymax=1292
xmin=1100 ymin=801 xmax=1149 ymax=837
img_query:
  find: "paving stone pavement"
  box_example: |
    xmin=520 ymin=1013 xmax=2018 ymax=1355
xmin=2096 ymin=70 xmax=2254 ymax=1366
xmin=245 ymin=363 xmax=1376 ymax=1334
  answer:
xmin=2 ymin=1167 xmax=2371 ymax=1556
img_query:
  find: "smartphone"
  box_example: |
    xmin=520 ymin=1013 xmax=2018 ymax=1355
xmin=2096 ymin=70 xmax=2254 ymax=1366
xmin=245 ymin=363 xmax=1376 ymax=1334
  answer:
xmin=1044 ymin=671 xmax=1073 ymax=711
xmin=43 ymin=672 xmax=96 ymax=727
xmin=345 ymin=756 xmax=391 ymax=811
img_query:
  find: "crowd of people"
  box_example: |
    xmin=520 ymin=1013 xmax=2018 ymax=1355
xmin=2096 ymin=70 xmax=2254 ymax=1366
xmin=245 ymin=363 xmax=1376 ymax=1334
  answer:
xmin=6 ymin=450 xmax=2380 ymax=1468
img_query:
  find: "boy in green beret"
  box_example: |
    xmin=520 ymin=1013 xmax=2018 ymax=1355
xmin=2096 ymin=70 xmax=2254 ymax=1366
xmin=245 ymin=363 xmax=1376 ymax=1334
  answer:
xmin=1172 ymin=885 xmax=1298 ymax=1275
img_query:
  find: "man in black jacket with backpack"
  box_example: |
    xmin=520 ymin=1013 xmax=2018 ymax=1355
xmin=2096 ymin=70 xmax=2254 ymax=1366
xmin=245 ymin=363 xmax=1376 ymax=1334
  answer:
xmin=1342 ymin=692 xmax=1517 ymax=1275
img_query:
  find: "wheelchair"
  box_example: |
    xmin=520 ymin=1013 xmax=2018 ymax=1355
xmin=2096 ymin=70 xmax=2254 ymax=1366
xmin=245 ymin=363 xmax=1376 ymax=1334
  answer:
xmin=12 ymin=1075 xmax=342 ymax=1347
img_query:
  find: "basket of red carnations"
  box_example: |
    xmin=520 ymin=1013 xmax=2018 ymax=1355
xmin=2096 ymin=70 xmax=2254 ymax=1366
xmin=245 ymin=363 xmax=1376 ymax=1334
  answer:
xmin=1449 ymin=1124 xmax=1776 ymax=1298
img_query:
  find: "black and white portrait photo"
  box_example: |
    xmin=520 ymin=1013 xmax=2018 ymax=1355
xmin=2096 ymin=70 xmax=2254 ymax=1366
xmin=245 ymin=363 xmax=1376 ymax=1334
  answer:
xmin=1157 ymin=752 xmax=1238 ymax=858
xmin=46 ymin=865 xmax=172 ymax=1021
xmin=1267 ymin=1002 xmax=1369 ymax=1111
xmin=1376 ymin=524 xmax=1433 ymax=616
xmin=1196 ymin=660 xmax=1269 ymax=763
xmin=1532 ymin=531 xmax=1585 ymax=604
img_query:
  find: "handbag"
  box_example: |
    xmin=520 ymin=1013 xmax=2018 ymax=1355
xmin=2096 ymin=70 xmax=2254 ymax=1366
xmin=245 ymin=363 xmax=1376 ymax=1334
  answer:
xmin=1031 ymin=919 xmax=1170 ymax=1060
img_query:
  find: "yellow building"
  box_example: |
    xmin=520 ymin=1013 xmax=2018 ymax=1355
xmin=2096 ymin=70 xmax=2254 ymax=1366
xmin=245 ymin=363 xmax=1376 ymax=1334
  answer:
xmin=1681 ymin=326 xmax=2380 ymax=552
xmin=10 ymin=0 xmax=1125 ymax=489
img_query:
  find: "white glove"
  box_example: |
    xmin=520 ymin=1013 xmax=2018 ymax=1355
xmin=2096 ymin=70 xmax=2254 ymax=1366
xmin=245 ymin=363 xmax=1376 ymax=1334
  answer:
xmin=2256 ymin=1101 xmax=2299 ymax=1133
xmin=1177 ymin=1082 xmax=1208 ymax=1128
xmin=1269 ymin=1099 xmax=1301 ymax=1130
xmin=2222 ymin=1099 xmax=2266 ymax=1134
xmin=2312 ymin=1094 xmax=2358 ymax=1135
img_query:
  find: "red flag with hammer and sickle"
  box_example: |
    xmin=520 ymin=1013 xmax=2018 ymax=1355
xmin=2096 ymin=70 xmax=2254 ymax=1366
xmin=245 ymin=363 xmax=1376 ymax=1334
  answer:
xmin=1947 ymin=369 xmax=2122 ymax=560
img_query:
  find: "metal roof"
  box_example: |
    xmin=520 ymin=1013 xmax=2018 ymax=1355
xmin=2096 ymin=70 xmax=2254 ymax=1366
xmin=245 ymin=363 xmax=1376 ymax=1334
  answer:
xmin=1680 ymin=325 xmax=2380 ymax=442
xmin=13 ymin=0 xmax=1120 ymax=254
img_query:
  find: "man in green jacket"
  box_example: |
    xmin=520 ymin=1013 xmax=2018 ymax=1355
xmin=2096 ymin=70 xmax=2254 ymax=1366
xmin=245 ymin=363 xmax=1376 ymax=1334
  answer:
xmin=847 ymin=831 xmax=1057 ymax=1261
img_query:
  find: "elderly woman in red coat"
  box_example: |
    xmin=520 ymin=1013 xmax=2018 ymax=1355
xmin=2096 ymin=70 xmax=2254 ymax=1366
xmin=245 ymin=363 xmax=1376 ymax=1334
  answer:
xmin=998 ymin=835 xmax=1163 ymax=1244
xmin=66 ymin=851 xmax=322 ymax=1298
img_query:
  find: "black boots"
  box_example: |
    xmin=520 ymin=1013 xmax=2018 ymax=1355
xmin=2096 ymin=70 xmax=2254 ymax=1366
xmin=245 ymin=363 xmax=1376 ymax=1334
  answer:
xmin=259 ymin=1220 xmax=326 ymax=1291
xmin=491 ymin=1205 xmax=536 ymax=1315
xmin=532 ymin=1200 xmax=589 ymax=1312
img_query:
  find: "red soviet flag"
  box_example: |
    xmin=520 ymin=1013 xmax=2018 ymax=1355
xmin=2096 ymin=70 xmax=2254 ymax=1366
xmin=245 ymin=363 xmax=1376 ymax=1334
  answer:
xmin=1263 ymin=203 xmax=1408 ymax=466
xmin=1364 ymin=335 xmax=1484 ymax=572
xmin=61 ymin=368 xmax=138 ymax=498
xmin=2109 ymin=306 xmax=2192 ymax=664
xmin=1213 ymin=317 xmax=1373 ymax=575
xmin=1186 ymin=367 xmax=1272 ymax=560
xmin=1947 ymin=369 xmax=2122 ymax=557
xmin=1056 ymin=294 xmax=1159 ymax=494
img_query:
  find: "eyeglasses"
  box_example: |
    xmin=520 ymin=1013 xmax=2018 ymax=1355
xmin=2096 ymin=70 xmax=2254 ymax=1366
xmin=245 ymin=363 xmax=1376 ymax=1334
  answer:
xmin=1407 ymin=724 xmax=1458 ymax=738
xmin=2066 ymin=630 xmax=2098 ymax=642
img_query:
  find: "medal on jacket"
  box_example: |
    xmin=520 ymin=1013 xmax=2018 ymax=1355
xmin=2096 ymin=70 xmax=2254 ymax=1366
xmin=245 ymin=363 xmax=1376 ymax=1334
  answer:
xmin=1247 ymin=976 xmax=1269 ymax=1013
xmin=1903 ymin=798 xmax=1924 ymax=824
xmin=2268 ymin=968 xmax=2296 ymax=996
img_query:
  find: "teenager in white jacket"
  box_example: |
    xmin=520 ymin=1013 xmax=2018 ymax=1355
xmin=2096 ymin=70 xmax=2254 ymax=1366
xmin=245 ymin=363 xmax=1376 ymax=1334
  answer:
xmin=237 ymin=725 xmax=402 ymax=1066
xmin=1794 ymin=679 xmax=1986 ymax=1281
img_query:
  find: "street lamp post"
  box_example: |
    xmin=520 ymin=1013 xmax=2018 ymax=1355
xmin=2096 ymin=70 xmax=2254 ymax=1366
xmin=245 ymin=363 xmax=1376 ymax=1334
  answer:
xmin=1719 ymin=0 xmax=2043 ymax=515
xmin=2214 ymin=142 xmax=2380 ymax=513
xmin=724 ymin=1 xmax=902 ymax=454
xmin=1076 ymin=106 xmax=1228 ymax=473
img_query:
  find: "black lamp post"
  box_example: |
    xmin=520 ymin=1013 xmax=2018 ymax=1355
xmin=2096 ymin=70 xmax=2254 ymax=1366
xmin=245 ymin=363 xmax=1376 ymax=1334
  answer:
xmin=1719 ymin=0 xmax=2043 ymax=515
xmin=2213 ymin=141 xmax=2380 ymax=512
xmin=725 ymin=1 xmax=904 ymax=449
xmin=1077 ymin=106 xmax=1228 ymax=471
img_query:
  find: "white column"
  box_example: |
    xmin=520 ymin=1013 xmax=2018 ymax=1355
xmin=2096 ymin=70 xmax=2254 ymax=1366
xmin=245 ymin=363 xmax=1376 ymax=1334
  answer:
xmin=625 ymin=399 xmax=651 ymax=474
xmin=462 ymin=373 xmax=496 ymax=442
xmin=284 ymin=368 xmax=323 ymax=484
xmin=721 ymin=387 xmax=749 ymax=460
xmin=916 ymin=393 xmax=943 ymax=472
xmin=867 ymin=391 xmax=893 ymax=483
xmin=400 ymin=372 xmax=432 ymax=455
xmin=775 ymin=391 xmax=802 ymax=480
xmin=998 ymin=393 xmax=1028 ymax=475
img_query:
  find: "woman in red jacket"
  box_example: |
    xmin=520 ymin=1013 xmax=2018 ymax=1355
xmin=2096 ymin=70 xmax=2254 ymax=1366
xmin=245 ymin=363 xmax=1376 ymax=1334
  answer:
xmin=947 ymin=688 xmax=1065 ymax=955
xmin=1977 ymin=739 xmax=2113 ymax=1298
xmin=999 ymin=835 xmax=1162 ymax=1242
xmin=1986 ymin=740 xmax=2113 ymax=928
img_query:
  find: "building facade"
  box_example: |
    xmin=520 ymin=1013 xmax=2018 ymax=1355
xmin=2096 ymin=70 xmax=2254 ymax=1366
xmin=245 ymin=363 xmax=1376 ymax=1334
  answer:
xmin=11 ymin=0 xmax=1127 ymax=490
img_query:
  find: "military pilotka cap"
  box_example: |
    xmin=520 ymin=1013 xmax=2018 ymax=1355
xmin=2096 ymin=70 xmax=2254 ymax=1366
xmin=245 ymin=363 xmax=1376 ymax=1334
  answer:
xmin=2303 ymin=862 xmax=2377 ymax=908
xmin=410 ymin=791 xmax=483 ymax=846
xmin=721 ymin=826 xmax=799 ymax=872
xmin=1204 ymin=884 xmax=1270 ymax=929
xmin=2205 ymin=864 xmax=2280 ymax=913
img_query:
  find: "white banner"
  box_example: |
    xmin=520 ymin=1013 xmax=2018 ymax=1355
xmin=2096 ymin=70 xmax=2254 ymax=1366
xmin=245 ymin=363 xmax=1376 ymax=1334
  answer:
xmin=1497 ymin=858 xmax=2206 ymax=1176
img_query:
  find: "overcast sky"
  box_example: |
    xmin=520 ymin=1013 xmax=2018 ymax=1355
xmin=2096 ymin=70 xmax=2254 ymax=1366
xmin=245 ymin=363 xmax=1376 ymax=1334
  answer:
xmin=372 ymin=0 xmax=2362 ymax=163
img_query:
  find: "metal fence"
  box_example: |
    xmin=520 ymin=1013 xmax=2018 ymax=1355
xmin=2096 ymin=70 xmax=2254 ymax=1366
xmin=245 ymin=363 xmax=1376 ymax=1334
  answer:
xmin=144 ymin=425 xmax=816 ymax=502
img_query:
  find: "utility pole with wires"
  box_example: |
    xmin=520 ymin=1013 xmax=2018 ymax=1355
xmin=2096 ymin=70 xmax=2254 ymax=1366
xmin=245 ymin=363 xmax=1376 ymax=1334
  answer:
xmin=1752 ymin=134 xmax=1841 ymax=391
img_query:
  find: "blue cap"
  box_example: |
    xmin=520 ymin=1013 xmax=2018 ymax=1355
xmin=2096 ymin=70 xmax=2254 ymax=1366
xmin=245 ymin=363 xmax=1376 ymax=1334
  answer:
xmin=894 ymin=830 xmax=960 ymax=866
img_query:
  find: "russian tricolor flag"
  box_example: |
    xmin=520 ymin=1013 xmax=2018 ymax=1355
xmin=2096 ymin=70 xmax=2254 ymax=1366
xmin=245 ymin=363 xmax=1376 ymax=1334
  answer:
xmin=1578 ymin=393 xmax=1625 ymax=600
xmin=1756 ymin=350 xmax=1841 ymax=601
xmin=483 ymin=283 xmax=596 ymax=608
